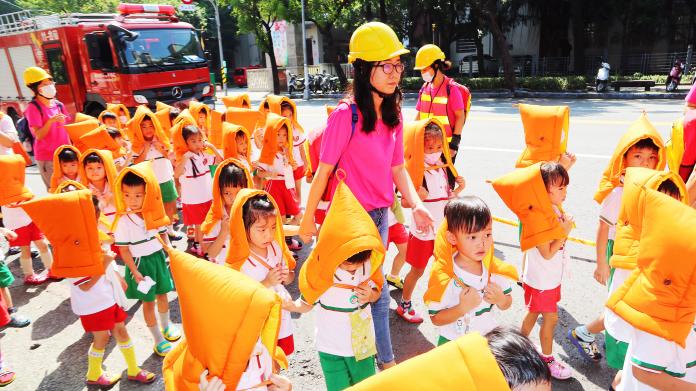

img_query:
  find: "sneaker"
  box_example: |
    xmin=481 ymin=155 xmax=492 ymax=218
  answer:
xmin=167 ymin=231 xmax=183 ymax=241
xmin=153 ymin=340 xmax=172 ymax=357
xmin=161 ymin=325 xmax=182 ymax=342
xmin=396 ymin=304 xmax=423 ymax=323
xmin=386 ymin=274 xmax=404 ymax=290
xmin=4 ymin=248 xmax=19 ymax=257
xmin=23 ymin=273 xmax=48 ymax=285
xmin=546 ymin=356 xmax=572 ymax=380
xmin=3 ymin=315 xmax=31 ymax=329
xmin=286 ymin=238 xmax=303 ymax=251
xmin=567 ymin=329 xmax=602 ymax=361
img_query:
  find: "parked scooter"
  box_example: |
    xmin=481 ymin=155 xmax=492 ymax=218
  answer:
xmin=666 ymin=59 xmax=685 ymax=92
xmin=596 ymin=62 xmax=611 ymax=92
xmin=310 ymin=72 xmax=324 ymax=94
xmin=288 ymin=73 xmax=305 ymax=95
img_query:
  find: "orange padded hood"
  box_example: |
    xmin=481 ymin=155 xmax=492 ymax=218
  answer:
xmin=260 ymin=95 xmax=304 ymax=134
xmin=606 ymin=189 xmax=696 ymax=347
xmin=298 ymin=181 xmax=385 ymax=304
xmin=222 ymin=93 xmax=251 ymax=109
xmin=225 ymin=189 xmax=295 ymax=270
xmin=403 ymin=118 xmax=458 ymax=187
xmin=162 ymin=249 xmax=287 ymax=391
xmin=112 ymin=161 xmax=170 ymax=231
xmin=77 ymin=126 xmax=124 ymax=158
xmin=21 ymin=189 xmax=103 ymax=278
xmin=74 ymin=113 xmax=96 ymax=123
xmin=0 ymin=154 xmax=33 ymax=206
xmin=594 ymin=113 xmax=666 ymax=204
xmin=54 ymin=180 xmax=87 ymax=193
xmin=346 ymin=333 xmax=511 ymax=391
xmin=424 ymin=222 xmax=518 ymax=304
xmin=225 ymin=107 xmax=263 ymax=135
xmin=201 ymin=159 xmax=253 ymax=235
xmin=65 ymin=118 xmax=100 ymax=145
xmin=127 ymin=106 xmax=171 ymax=155
xmin=492 ymin=162 xmax=566 ymax=251
xmin=49 ymin=145 xmax=81 ymax=193
xmin=259 ymin=113 xmax=294 ymax=166
xmin=78 ymin=149 xmax=118 ymax=193
xmin=189 ymin=101 xmax=212 ymax=133
xmin=106 ymin=103 xmax=130 ymax=121
xmin=222 ymin=123 xmax=252 ymax=165
xmin=515 ymin=104 xmax=569 ymax=168
xmin=97 ymin=111 xmax=125 ymax=137
xmin=209 ymin=108 xmax=226 ymax=149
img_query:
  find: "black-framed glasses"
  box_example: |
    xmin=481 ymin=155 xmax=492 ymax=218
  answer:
xmin=375 ymin=62 xmax=405 ymax=75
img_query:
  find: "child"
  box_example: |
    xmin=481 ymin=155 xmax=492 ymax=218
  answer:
xmin=80 ymin=149 xmax=118 ymax=232
xmin=398 ymin=120 xmax=465 ymax=323
xmin=277 ymin=99 xmax=309 ymax=202
xmin=569 ymin=114 xmax=665 ymax=366
xmin=200 ymin=159 xmax=252 ymax=264
xmin=173 ymin=125 xmax=222 ymax=256
xmin=99 ymin=111 xmax=120 ymax=130
xmin=189 ymin=101 xmax=211 ymax=139
xmin=0 ymin=225 xmax=30 ymax=329
xmin=49 ymin=145 xmax=81 ymax=193
xmin=424 ymin=197 xmax=517 ymax=346
xmin=68 ymin=193 xmax=156 ymax=387
xmin=385 ymin=198 xmax=408 ymax=290
xmin=222 ymin=123 xmax=253 ymax=172
xmin=0 ymin=228 xmax=17 ymax=387
xmin=0 ymin=154 xmax=55 ymax=284
xmin=284 ymin=181 xmax=385 ymax=391
xmin=112 ymin=163 xmax=180 ymax=356
xmin=227 ymin=190 xmax=296 ymax=356
xmin=106 ymin=127 xmax=132 ymax=171
xmin=129 ymin=107 xmax=180 ymax=241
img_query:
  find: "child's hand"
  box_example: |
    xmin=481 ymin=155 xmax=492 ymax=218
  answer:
xmin=268 ymin=374 xmax=292 ymax=391
xmin=263 ymin=266 xmax=283 ymax=287
xmin=560 ymin=214 xmax=574 ymax=234
xmin=0 ymin=227 xmax=17 ymax=242
xmin=199 ymin=370 xmax=226 ymax=391
xmin=279 ymin=266 xmax=292 ymax=284
xmin=594 ymin=262 xmax=610 ymax=286
xmin=355 ymin=283 xmax=374 ymax=305
xmin=559 ymin=152 xmax=577 ymax=171
xmin=455 ymin=176 xmax=465 ymax=188
xmin=482 ymin=282 xmax=505 ymax=306
xmin=132 ymin=270 xmax=145 ymax=284
xmin=417 ymin=186 xmax=429 ymax=201
xmin=457 ymin=286 xmax=482 ymax=313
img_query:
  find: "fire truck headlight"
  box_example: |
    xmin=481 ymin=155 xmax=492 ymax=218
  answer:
xmin=134 ymin=95 xmax=149 ymax=104
xmin=202 ymin=85 xmax=211 ymax=95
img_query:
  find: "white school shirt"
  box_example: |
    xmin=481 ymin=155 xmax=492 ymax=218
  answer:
xmin=236 ymin=341 xmax=272 ymax=391
xmin=291 ymin=130 xmax=307 ymax=166
xmin=600 ymin=187 xmax=623 ymax=241
xmin=312 ymin=262 xmax=376 ymax=357
xmin=178 ymin=151 xmax=214 ymax=205
xmin=604 ymin=268 xmax=634 ymax=343
xmin=411 ymin=165 xmax=450 ymax=241
xmin=0 ymin=115 xmax=17 ymax=156
xmin=202 ymin=216 xmax=228 ymax=265
xmin=257 ymin=153 xmax=294 ymax=189
xmin=113 ymin=213 xmax=166 ymax=257
xmin=522 ymin=206 xmax=569 ymax=291
xmin=0 ymin=205 xmax=32 ymax=230
xmin=427 ymin=260 xmax=512 ymax=341
xmin=239 ymin=242 xmax=293 ymax=339
xmin=137 ymin=144 xmax=173 ymax=184
xmin=617 ymin=326 xmax=696 ymax=390
xmin=67 ymin=261 xmax=126 ymax=316
xmin=687 ymin=326 xmax=696 ymax=384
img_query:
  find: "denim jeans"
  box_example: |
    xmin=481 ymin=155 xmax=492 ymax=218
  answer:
xmin=367 ymin=207 xmax=394 ymax=364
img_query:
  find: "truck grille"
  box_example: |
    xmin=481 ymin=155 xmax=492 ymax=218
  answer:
xmin=133 ymin=82 xmax=210 ymax=105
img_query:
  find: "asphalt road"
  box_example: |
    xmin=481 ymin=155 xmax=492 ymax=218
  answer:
xmin=1 ymin=97 xmax=685 ymax=390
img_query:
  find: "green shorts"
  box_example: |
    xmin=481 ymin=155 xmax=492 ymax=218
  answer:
xmin=0 ymin=261 xmax=14 ymax=288
xmin=605 ymin=331 xmax=629 ymax=370
xmin=607 ymin=239 xmax=615 ymax=288
xmin=437 ymin=335 xmax=450 ymax=346
xmin=318 ymin=352 xmax=375 ymax=391
xmin=125 ymin=249 xmax=174 ymax=302
xmin=159 ymin=180 xmax=178 ymax=203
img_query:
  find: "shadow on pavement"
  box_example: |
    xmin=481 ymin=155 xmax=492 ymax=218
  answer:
xmin=31 ymin=297 xmax=78 ymax=340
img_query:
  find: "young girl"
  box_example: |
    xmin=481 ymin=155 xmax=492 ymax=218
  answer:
xmin=49 ymin=145 xmax=81 ymax=193
xmin=221 ymin=123 xmax=252 ymax=172
xmin=173 ymin=125 xmax=223 ymax=257
xmin=189 ymin=101 xmax=211 ymax=139
xmin=399 ymin=120 xmax=465 ymax=323
xmin=200 ymin=159 xmax=253 ymax=264
xmin=227 ymin=189 xmax=296 ymax=357
xmin=79 ymin=149 xmax=118 ymax=233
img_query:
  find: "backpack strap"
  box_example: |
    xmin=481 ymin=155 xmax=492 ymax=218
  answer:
xmin=29 ymin=99 xmax=44 ymax=120
xmin=349 ymin=103 xmax=358 ymax=136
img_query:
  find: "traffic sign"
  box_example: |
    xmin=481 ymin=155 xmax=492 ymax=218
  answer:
xmin=179 ymin=4 xmax=196 ymax=11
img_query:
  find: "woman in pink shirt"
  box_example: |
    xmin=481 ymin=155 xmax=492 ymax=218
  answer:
xmin=299 ymin=22 xmax=434 ymax=369
xmin=22 ymin=67 xmax=71 ymax=189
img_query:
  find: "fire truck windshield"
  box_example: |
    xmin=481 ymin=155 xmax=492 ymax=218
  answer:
xmin=115 ymin=28 xmax=206 ymax=72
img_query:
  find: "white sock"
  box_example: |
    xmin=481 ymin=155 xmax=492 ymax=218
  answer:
xmin=159 ymin=311 xmax=170 ymax=329
xmin=148 ymin=325 xmax=165 ymax=345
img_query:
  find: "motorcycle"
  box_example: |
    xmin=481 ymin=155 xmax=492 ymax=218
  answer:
xmin=666 ymin=60 xmax=685 ymax=92
xmin=596 ymin=62 xmax=611 ymax=92
xmin=287 ymin=73 xmax=305 ymax=95
xmin=321 ymin=72 xmax=340 ymax=93
xmin=309 ymin=72 xmax=324 ymax=94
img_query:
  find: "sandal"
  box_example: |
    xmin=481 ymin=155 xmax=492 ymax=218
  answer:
xmin=153 ymin=340 xmax=172 ymax=357
xmin=86 ymin=372 xmax=121 ymax=387
xmin=162 ymin=325 xmax=182 ymax=342
xmin=0 ymin=370 xmax=15 ymax=387
xmin=3 ymin=315 xmax=31 ymax=329
xmin=127 ymin=369 xmax=156 ymax=384
xmin=23 ymin=273 xmax=47 ymax=285
xmin=286 ymin=238 xmax=303 ymax=251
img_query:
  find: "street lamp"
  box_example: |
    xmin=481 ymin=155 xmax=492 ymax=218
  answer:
xmin=301 ymin=0 xmax=310 ymax=100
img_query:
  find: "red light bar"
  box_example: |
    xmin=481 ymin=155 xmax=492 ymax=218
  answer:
xmin=118 ymin=3 xmax=176 ymax=16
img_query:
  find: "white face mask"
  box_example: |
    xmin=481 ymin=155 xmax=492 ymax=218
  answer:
xmin=39 ymin=84 xmax=57 ymax=99
xmin=424 ymin=151 xmax=442 ymax=165
xmin=421 ymin=70 xmax=434 ymax=83
xmin=119 ymin=115 xmax=128 ymax=124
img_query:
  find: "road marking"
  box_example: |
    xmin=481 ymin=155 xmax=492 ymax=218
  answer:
xmin=469 ymin=115 xmax=673 ymax=126
xmin=460 ymin=145 xmax=610 ymax=159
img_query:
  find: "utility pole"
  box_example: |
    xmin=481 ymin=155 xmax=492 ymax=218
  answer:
xmin=301 ymin=0 xmax=310 ymax=100
xmin=205 ymin=0 xmax=227 ymax=95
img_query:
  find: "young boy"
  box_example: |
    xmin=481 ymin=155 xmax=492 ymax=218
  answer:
xmin=113 ymin=163 xmax=180 ymax=356
xmin=49 ymin=145 xmax=81 ymax=192
xmin=100 ymin=111 xmax=120 ymax=130
xmin=80 ymin=150 xmax=118 ymax=232
xmin=424 ymin=197 xmax=517 ymax=346
xmin=284 ymin=181 xmax=385 ymax=391
xmin=398 ymin=119 xmax=464 ymax=323
xmin=569 ymin=113 xmax=665 ymax=367
xmin=106 ymin=127 xmax=132 ymax=171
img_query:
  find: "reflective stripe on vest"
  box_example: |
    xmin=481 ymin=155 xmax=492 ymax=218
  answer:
xmin=418 ymin=90 xmax=450 ymax=125
xmin=418 ymin=112 xmax=450 ymax=125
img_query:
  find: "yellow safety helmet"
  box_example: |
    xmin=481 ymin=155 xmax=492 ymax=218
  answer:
xmin=348 ymin=22 xmax=409 ymax=63
xmin=414 ymin=44 xmax=446 ymax=70
xmin=23 ymin=66 xmax=52 ymax=86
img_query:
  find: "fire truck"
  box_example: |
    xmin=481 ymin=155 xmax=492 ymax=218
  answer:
xmin=0 ymin=3 xmax=214 ymax=122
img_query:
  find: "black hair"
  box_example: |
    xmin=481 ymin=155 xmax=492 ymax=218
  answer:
xmin=27 ymin=81 xmax=44 ymax=95
xmin=445 ymin=196 xmax=492 ymax=234
xmin=349 ymin=59 xmax=402 ymax=133
xmin=91 ymin=194 xmax=101 ymax=219
xmin=263 ymin=102 xmax=270 ymax=110
xmin=101 ymin=111 xmax=117 ymax=120
xmin=218 ymin=163 xmax=248 ymax=193
xmin=485 ymin=327 xmax=551 ymax=389
xmin=280 ymin=101 xmax=294 ymax=114
xmin=106 ymin=127 xmax=121 ymax=139
xmin=431 ymin=59 xmax=453 ymax=72
xmin=345 ymin=249 xmax=371 ymax=264
xmin=168 ymin=108 xmax=181 ymax=122
xmin=242 ymin=194 xmax=277 ymax=232
xmin=82 ymin=152 xmax=103 ymax=166
xmin=540 ymin=161 xmax=570 ymax=190
xmin=181 ymin=125 xmax=202 ymax=142
xmin=424 ymin=122 xmax=443 ymax=141
xmin=235 ymin=131 xmax=247 ymax=142
xmin=121 ymin=171 xmax=145 ymax=188
xmin=657 ymin=178 xmax=681 ymax=200
xmin=626 ymin=137 xmax=659 ymax=155
xmin=58 ymin=148 xmax=79 ymax=163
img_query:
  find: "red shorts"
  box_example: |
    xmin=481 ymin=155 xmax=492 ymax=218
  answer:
xmin=388 ymin=223 xmax=409 ymax=245
xmin=8 ymin=222 xmax=43 ymax=247
xmin=292 ymin=166 xmax=305 ymax=181
xmin=523 ymin=284 xmax=561 ymax=313
xmin=266 ymin=180 xmax=300 ymax=217
xmin=182 ymin=200 xmax=213 ymax=226
xmin=79 ymin=304 xmax=128 ymax=332
xmin=405 ymin=234 xmax=434 ymax=269
xmin=278 ymin=335 xmax=294 ymax=356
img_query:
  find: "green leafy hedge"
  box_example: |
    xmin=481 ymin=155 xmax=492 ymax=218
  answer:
xmin=400 ymin=76 xmax=589 ymax=91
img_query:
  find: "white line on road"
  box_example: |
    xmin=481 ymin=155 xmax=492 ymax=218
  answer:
xmin=460 ymin=145 xmax=611 ymax=159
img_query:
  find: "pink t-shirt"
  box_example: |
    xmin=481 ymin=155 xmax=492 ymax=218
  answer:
xmin=24 ymin=100 xmax=71 ymax=161
xmin=415 ymin=77 xmax=464 ymax=137
xmin=320 ymin=102 xmax=404 ymax=211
